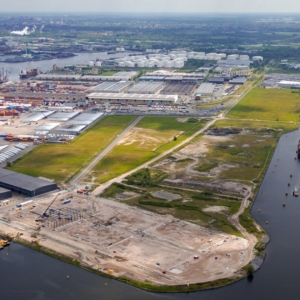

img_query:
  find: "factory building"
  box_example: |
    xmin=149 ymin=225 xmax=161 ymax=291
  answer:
xmin=209 ymin=77 xmax=225 ymax=84
xmin=126 ymin=81 xmax=164 ymax=94
xmin=229 ymin=77 xmax=247 ymax=85
xmin=0 ymin=187 xmax=12 ymax=201
xmin=86 ymin=93 xmax=178 ymax=105
xmin=160 ymin=82 xmax=197 ymax=96
xmin=36 ymin=74 xmax=81 ymax=81
xmin=195 ymin=83 xmax=216 ymax=96
xmin=89 ymin=81 xmax=133 ymax=93
xmin=0 ymin=168 xmax=57 ymax=197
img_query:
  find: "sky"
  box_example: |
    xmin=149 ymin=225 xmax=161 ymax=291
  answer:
xmin=2 ymin=0 xmax=300 ymax=13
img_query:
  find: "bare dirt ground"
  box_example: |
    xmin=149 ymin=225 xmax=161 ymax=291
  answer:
xmin=0 ymin=192 xmax=255 ymax=286
xmin=116 ymin=127 xmax=179 ymax=151
xmin=202 ymin=206 xmax=229 ymax=213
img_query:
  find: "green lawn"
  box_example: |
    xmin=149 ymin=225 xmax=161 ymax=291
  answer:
xmin=9 ymin=116 xmax=136 ymax=183
xmin=100 ymin=71 xmax=116 ymax=76
xmin=90 ymin=117 xmax=208 ymax=184
xmin=227 ymin=88 xmax=300 ymax=122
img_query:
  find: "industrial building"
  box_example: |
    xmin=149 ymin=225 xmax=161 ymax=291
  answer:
xmin=86 ymin=93 xmax=178 ymax=105
xmin=229 ymin=77 xmax=247 ymax=85
xmin=47 ymin=111 xmax=80 ymax=122
xmin=36 ymin=74 xmax=82 ymax=81
xmin=195 ymin=83 xmax=216 ymax=96
xmin=209 ymin=77 xmax=225 ymax=84
xmin=0 ymin=168 xmax=57 ymax=197
xmin=260 ymin=74 xmax=300 ymax=89
xmin=20 ymin=110 xmax=55 ymax=122
xmin=0 ymin=187 xmax=12 ymax=201
xmin=89 ymin=81 xmax=133 ymax=93
xmin=160 ymin=83 xmax=197 ymax=96
xmin=126 ymin=81 xmax=164 ymax=94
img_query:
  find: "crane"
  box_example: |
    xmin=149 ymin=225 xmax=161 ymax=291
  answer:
xmin=41 ymin=193 xmax=60 ymax=219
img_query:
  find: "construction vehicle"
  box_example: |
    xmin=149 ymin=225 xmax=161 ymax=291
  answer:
xmin=0 ymin=239 xmax=10 ymax=247
xmin=40 ymin=193 xmax=60 ymax=219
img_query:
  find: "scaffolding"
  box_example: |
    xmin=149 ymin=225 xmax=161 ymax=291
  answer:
xmin=45 ymin=207 xmax=82 ymax=229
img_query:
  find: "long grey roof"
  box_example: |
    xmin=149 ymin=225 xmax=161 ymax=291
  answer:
xmin=0 ymin=168 xmax=56 ymax=191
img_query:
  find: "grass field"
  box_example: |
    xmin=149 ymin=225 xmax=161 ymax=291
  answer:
xmin=89 ymin=117 xmax=208 ymax=184
xmin=227 ymin=88 xmax=300 ymax=122
xmin=9 ymin=116 xmax=136 ymax=183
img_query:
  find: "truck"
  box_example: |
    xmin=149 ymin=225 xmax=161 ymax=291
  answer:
xmin=62 ymin=199 xmax=71 ymax=205
xmin=16 ymin=200 xmax=33 ymax=208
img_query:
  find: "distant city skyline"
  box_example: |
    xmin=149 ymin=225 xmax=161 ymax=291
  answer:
xmin=3 ymin=0 xmax=300 ymax=13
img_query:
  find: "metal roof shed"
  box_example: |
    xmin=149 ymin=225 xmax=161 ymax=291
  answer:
xmin=0 ymin=168 xmax=57 ymax=197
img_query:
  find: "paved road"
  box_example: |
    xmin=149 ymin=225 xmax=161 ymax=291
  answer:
xmin=91 ymin=117 xmax=216 ymax=195
xmin=70 ymin=116 xmax=143 ymax=188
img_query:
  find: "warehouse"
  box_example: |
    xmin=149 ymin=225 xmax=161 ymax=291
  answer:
xmin=86 ymin=93 xmax=178 ymax=105
xmin=89 ymin=81 xmax=133 ymax=93
xmin=126 ymin=81 xmax=164 ymax=94
xmin=20 ymin=111 xmax=55 ymax=122
xmin=278 ymin=80 xmax=300 ymax=89
xmin=68 ymin=112 xmax=104 ymax=125
xmin=195 ymin=83 xmax=216 ymax=96
xmin=36 ymin=74 xmax=81 ymax=81
xmin=47 ymin=111 xmax=80 ymax=122
xmin=0 ymin=187 xmax=12 ymax=201
xmin=209 ymin=77 xmax=225 ymax=84
xmin=160 ymin=82 xmax=197 ymax=96
xmin=0 ymin=168 xmax=57 ymax=197
xmin=229 ymin=77 xmax=247 ymax=85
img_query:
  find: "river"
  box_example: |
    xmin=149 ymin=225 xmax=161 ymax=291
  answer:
xmin=1 ymin=107 xmax=300 ymax=299
xmin=0 ymin=51 xmax=129 ymax=81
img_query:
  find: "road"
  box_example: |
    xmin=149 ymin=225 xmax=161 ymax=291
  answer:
xmin=91 ymin=78 xmax=256 ymax=195
xmin=91 ymin=117 xmax=216 ymax=195
xmin=70 ymin=116 xmax=143 ymax=188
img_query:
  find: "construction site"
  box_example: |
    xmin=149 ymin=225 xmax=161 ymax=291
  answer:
xmin=0 ymin=192 xmax=254 ymax=285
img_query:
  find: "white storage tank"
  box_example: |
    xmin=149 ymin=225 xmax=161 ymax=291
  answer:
xmin=126 ymin=61 xmax=135 ymax=67
xmin=89 ymin=61 xmax=94 ymax=66
xmin=228 ymin=54 xmax=239 ymax=60
xmin=95 ymin=61 xmax=102 ymax=67
xmin=138 ymin=61 xmax=145 ymax=67
xmin=165 ymin=61 xmax=173 ymax=68
xmin=156 ymin=61 xmax=163 ymax=68
xmin=118 ymin=62 xmax=125 ymax=67
xmin=252 ymin=56 xmax=264 ymax=61
xmin=240 ymin=55 xmax=249 ymax=60
xmin=174 ymin=61 xmax=183 ymax=68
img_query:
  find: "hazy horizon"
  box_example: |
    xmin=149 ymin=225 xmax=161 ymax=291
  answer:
xmin=3 ymin=0 xmax=300 ymax=13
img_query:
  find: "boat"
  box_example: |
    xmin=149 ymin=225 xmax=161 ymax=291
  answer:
xmin=0 ymin=67 xmax=8 ymax=84
xmin=107 ymin=50 xmax=117 ymax=55
xmin=293 ymin=190 xmax=299 ymax=197
xmin=19 ymin=68 xmax=38 ymax=80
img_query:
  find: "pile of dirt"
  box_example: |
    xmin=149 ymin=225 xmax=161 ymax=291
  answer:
xmin=207 ymin=128 xmax=241 ymax=136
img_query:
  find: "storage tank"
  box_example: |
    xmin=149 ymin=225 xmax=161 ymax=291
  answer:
xmin=174 ymin=61 xmax=183 ymax=68
xmin=240 ymin=55 xmax=249 ymax=60
xmin=147 ymin=61 xmax=154 ymax=68
xmin=138 ymin=61 xmax=145 ymax=67
xmin=165 ymin=61 xmax=173 ymax=68
xmin=118 ymin=62 xmax=125 ymax=67
xmin=252 ymin=56 xmax=264 ymax=61
xmin=219 ymin=53 xmax=227 ymax=58
xmin=126 ymin=61 xmax=135 ymax=67
xmin=95 ymin=61 xmax=102 ymax=67
xmin=156 ymin=61 xmax=163 ymax=68
xmin=228 ymin=54 xmax=239 ymax=60
xmin=89 ymin=61 xmax=94 ymax=66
